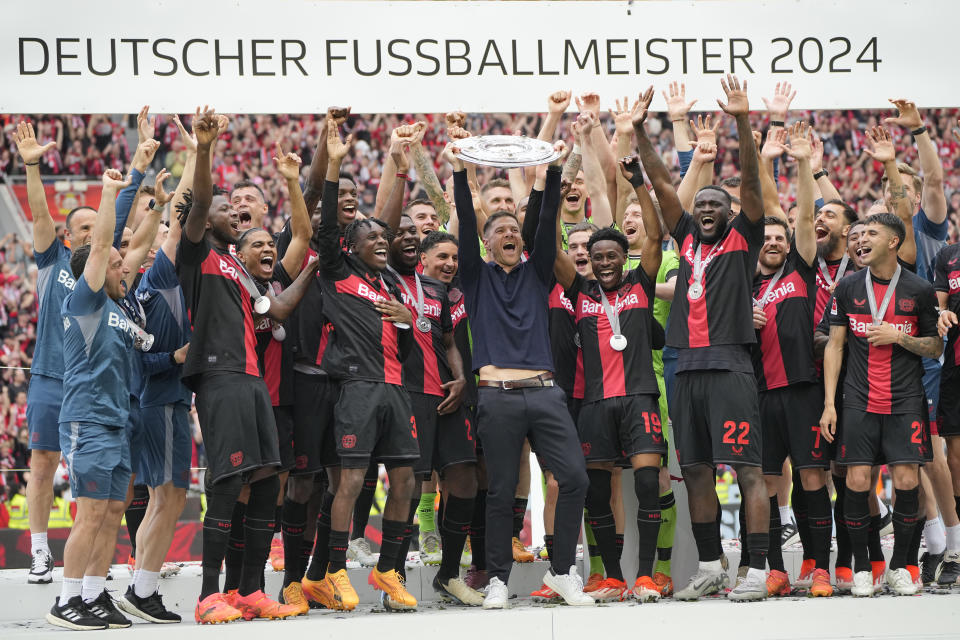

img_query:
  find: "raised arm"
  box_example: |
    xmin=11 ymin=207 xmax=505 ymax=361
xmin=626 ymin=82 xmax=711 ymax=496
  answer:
xmin=577 ymin=113 xmax=613 ymax=228
xmin=303 ymin=107 xmax=348 ymax=214
xmin=809 ymin=134 xmax=841 ymax=203
xmin=86 ymin=170 xmax=131 ymax=292
xmin=531 ymin=148 xmax=566 ymax=283
xmin=575 ymin=92 xmax=618 ymax=219
xmin=378 ymin=124 xmax=419 ymax=233
xmin=633 ymin=86 xmax=684 ymax=233
xmin=663 ymin=82 xmax=697 ymax=153
xmin=885 ymin=98 xmax=946 ymax=223
xmin=409 ymin=126 xmax=451 ymax=224
xmin=318 ymin=115 xmax=354 ymax=270
xmin=619 ymin=155 xmax=662 ymax=281
xmin=678 ymin=140 xmax=718 ymax=213
xmin=538 ymin=90 xmax=571 ymax=142
xmin=688 ymin=114 xmax=721 ymax=190
xmin=865 ymin=126 xmax=917 ymax=266
xmin=161 ymin=114 xmax=198 ymax=262
xmin=274 ymin=142 xmax=309 ymax=278
xmin=757 ymin=128 xmax=787 ymax=222
xmin=12 ymin=122 xmax=57 ymax=253
xmin=183 ymin=108 xmax=220 ymax=244
xmin=717 ymin=74 xmax=762 ymax=223
xmin=611 ymin=96 xmax=638 ymax=227
xmin=122 ymin=169 xmax=170 ymax=288
xmin=114 ymin=139 xmax=158 ymax=244
xmin=785 ymin=122 xmax=817 ymax=266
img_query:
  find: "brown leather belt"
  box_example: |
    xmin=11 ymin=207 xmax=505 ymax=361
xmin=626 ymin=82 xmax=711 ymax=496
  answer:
xmin=477 ymin=372 xmax=555 ymax=390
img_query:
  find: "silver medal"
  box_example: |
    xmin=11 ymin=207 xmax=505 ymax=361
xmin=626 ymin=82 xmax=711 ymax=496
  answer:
xmin=254 ymin=295 xmax=271 ymax=315
xmin=609 ymin=334 xmax=628 ymax=351
xmin=688 ymin=282 xmax=704 ymax=300
xmin=271 ymin=324 xmax=286 ymax=342
xmin=574 ymin=332 xmax=582 ymax=348
xmin=416 ymin=317 xmax=431 ymax=333
xmin=135 ymin=332 xmax=154 ymax=352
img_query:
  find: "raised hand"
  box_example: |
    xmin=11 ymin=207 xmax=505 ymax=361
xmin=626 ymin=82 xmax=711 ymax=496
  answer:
xmin=192 ymin=106 xmax=220 ymax=147
xmin=136 ymin=138 xmax=161 ymax=166
xmin=618 ymin=155 xmax=645 ymax=188
xmin=445 ymin=111 xmax=467 ymax=131
xmin=689 ymin=114 xmax=721 ymax=144
xmin=717 ymin=74 xmax=749 ymax=117
xmin=172 ymin=114 xmax=197 ymax=153
xmin=153 ymin=169 xmax=174 ymax=206
xmin=408 ymin=120 xmax=427 ymax=145
xmin=611 ymin=96 xmax=640 ymax=136
xmin=215 ymin=114 xmax=230 ymax=137
xmin=575 ymin=92 xmax=601 ymax=116
xmin=570 ymin=120 xmax=584 ymax=146
xmin=390 ymin=123 xmax=419 ymax=172
xmin=761 ymin=127 xmax=788 ymax=160
xmin=550 ymin=140 xmax=569 ymax=167
xmin=326 ymin=115 xmax=353 ymax=162
xmin=447 ymin=125 xmax=471 ymax=142
xmin=137 ymin=105 xmax=156 ymax=142
xmin=761 ymin=82 xmax=796 ymax=122
xmin=786 ymin=121 xmax=812 ymax=160
xmin=662 ymin=81 xmax=697 ymax=123
xmin=442 ymin=142 xmax=463 ymax=172
xmin=13 ymin=121 xmax=56 ymax=164
xmin=693 ymin=140 xmax=718 ymax=164
xmin=272 ymin=141 xmax=303 ymax=180
xmin=632 ymin=86 xmax=655 ymax=128
xmin=884 ymin=98 xmax=923 ymax=130
xmin=576 ymin=111 xmax=598 ymax=136
xmin=327 ymin=106 xmax=351 ymax=127
xmin=102 ymin=168 xmax=131 ymax=191
xmin=863 ymin=126 xmax=896 ymax=163
xmin=547 ymin=90 xmax=572 ymax=114
xmin=810 ymin=133 xmax=825 ymax=173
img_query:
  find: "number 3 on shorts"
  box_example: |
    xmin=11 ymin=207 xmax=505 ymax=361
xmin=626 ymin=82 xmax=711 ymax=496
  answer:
xmin=410 ymin=416 xmax=418 ymax=439
xmin=722 ymin=420 xmax=750 ymax=445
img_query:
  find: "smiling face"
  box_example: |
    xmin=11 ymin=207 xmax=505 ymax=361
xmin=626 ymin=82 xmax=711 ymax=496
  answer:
xmin=408 ymin=202 xmax=440 ymax=238
xmin=563 ymin=170 xmax=587 ymax=216
xmin=350 ymin=219 xmax=390 ymax=272
xmin=814 ymin=203 xmax=850 ymax=257
xmin=483 ymin=214 xmax=523 ymax=269
xmin=207 ymin=195 xmax=240 ymax=246
xmin=237 ymin=229 xmax=277 ymax=281
xmin=590 ymin=239 xmax=626 ymax=291
xmin=104 ymin=247 xmax=129 ymax=300
xmin=231 ymin=185 xmax=269 ymax=231
xmin=482 ymin=185 xmax=514 ymax=215
xmin=420 ymin=240 xmax=459 ymax=284
xmin=693 ymin=188 xmax=731 ymax=244
xmin=567 ymin=230 xmax=593 ymax=277
xmin=119 ymin=227 xmax=133 ymax=259
xmin=858 ymin=222 xmax=897 ymax=267
xmin=338 ymin=179 xmax=359 ymax=227
xmin=622 ymin=203 xmax=646 ymax=250
xmin=847 ymin=222 xmax=865 ymax=268
xmin=759 ymin=224 xmax=789 ymax=272
xmin=66 ymin=208 xmax=97 ymax=248
xmin=389 ymin=216 xmax=421 ymax=271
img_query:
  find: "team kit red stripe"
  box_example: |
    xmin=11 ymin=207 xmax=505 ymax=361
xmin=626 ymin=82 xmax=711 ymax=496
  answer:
xmin=759 ymin=304 xmax=788 ymax=390
xmin=597 ymin=291 xmax=626 ymax=398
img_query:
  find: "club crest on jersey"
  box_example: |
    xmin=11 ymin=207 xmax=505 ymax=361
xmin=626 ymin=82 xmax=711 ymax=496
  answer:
xmin=898 ymin=298 xmax=915 ymax=313
xmin=581 ymin=442 xmax=592 ymax=456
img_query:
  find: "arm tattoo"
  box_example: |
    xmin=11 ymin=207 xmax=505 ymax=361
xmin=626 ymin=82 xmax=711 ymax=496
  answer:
xmin=888 ymin=184 xmax=908 ymax=202
xmin=411 ymin=145 xmax=450 ymax=224
xmin=898 ymin=333 xmax=943 ymax=359
xmin=561 ymin=152 xmax=582 ymax=184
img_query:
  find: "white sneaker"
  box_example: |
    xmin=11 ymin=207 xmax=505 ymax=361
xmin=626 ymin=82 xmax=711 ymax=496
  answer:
xmin=434 ymin=575 xmax=484 ymax=606
xmin=419 ymin=530 xmax=442 ymax=565
xmin=675 ymin=561 xmax=730 ymax=601
xmin=347 ymin=538 xmax=377 ymax=567
xmin=482 ymin=576 xmax=509 ymax=609
xmin=543 ymin=566 xmax=595 ymax=606
xmin=727 ymin=568 xmax=766 ymax=601
xmin=851 ymin=570 xmax=874 ymax=597
xmin=885 ymin=568 xmax=919 ymax=596
xmin=28 ymin=549 xmax=54 ymax=584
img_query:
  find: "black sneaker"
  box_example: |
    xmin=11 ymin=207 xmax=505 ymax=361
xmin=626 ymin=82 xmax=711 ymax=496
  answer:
xmin=28 ymin=549 xmax=54 ymax=584
xmin=46 ymin=596 xmax=108 ymax=631
xmin=781 ymin=522 xmax=799 ymax=548
xmin=921 ymin=551 xmax=944 ymax=585
xmin=85 ymin=590 xmax=132 ymax=629
xmin=118 ymin=586 xmax=181 ymax=624
xmin=937 ymin=551 xmax=960 ymax=587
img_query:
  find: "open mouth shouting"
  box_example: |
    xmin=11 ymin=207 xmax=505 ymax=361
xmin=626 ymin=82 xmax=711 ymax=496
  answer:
xmin=258 ymin=253 xmax=275 ymax=277
xmin=815 ymin=223 xmax=830 ymax=242
xmin=699 ymin=214 xmax=717 ymax=233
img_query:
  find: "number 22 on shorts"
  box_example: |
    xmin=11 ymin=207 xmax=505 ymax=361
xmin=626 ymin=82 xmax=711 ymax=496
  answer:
xmin=722 ymin=420 xmax=750 ymax=445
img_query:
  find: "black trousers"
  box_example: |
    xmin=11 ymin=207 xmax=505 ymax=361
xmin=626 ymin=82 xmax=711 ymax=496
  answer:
xmin=477 ymin=384 xmax=588 ymax=582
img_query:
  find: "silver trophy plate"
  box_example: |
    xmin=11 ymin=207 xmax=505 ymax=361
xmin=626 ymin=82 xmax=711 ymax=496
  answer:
xmin=454 ymin=135 xmax=561 ymax=168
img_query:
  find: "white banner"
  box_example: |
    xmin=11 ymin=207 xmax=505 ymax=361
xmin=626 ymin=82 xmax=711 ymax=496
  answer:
xmin=2 ymin=0 xmax=956 ymax=114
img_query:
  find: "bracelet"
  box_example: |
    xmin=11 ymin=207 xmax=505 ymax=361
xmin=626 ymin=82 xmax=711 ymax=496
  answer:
xmin=911 ymin=126 xmax=927 ymax=137
xmin=770 ymin=120 xmax=785 ymax=128
xmin=813 ymin=170 xmax=828 ymax=180
xmin=395 ymin=173 xmax=408 ymax=180
xmin=24 ymin=161 xmax=39 ymax=166
xmin=148 ymin=198 xmax=164 ymax=213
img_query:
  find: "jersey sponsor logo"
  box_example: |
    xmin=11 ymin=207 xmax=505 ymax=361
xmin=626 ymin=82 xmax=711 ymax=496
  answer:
xmin=848 ymin=316 xmax=914 ymax=336
xmin=949 ymin=257 xmax=959 ymax=266
xmin=356 ymin=281 xmax=390 ymax=303
xmin=218 ymin=258 xmax=241 ymax=281
xmin=56 ymin=268 xmax=77 ymax=290
xmin=579 ymin=292 xmax=642 ymax=316
xmin=757 ymin=280 xmax=797 ymax=306
xmin=63 ymin=317 xmax=71 ymax=330
xmin=558 ymin=290 xmax=574 ymax=313
xmin=136 ymin=290 xmax=152 ymax=303
xmin=830 ymin=297 xmax=838 ymax=316
xmin=341 ymin=434 xmax=357 ymax=449
xmin=230 ymin=451 xmax=243 ymax=467
xmin=399 ymin=291 xmax=443 ymax=319
xmin=949 ymin=275 xmax=960 ymax=293
xmin=898 ymin=298 xmax=915 ymax=313
xmin=450 ymin=299 xmax=467 ymax=325
xmin=107 ymin=311 xmax=142 ymax=343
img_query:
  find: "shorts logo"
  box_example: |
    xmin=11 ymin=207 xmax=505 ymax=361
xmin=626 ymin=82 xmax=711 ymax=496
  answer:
xmin=853 ymin=298 xmax=867 ymax=307
xmin=898 ymin=298 xmax=915 ymax=313
xmin=581 ymin=442 xmax=591 ymax=456
xmin=85 ymin=480 xmax=98 ymax=492
xmin=342 ymin=435 xmax=357 ymax=449
xmin=230 ymin=451 xmax=244 ymax=467
xmin=840 ymin=445 xmax=847 ymax=459
xmin=295 ymin=455 xmax=308 ymax=470
xmin=652 ymin=433 xmax=662 ymax=443
xmin=32 ymin=432 xmax=39 ymax=442
xmin=811 ymin=450 xmax=823 ymax=459
xmin=918 ymin=445 xmax=927 ymax=457
xmin=731 ymin=445 xmax=744 ymax=455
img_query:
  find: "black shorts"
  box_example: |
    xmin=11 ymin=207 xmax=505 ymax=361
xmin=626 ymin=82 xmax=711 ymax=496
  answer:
xmin=671 ymin=370 xmax=762 ymax=468
xmin=938 ymin=368 xmax=960 ymax=437
xmin=838 ymin=402 xmax=928 ymax=466
xmin=292 ymin=371 xmax=340 ymax=474
xmin=760 ymin=383 xmax=831 ymax=474
xmin=195 ymin=372 xmax=280 ymax=484
xmin=274 ymin=405 xmax=295 ymax=472
xmin=410 ymin=392 xmax=477 ymax=478
xmin=578 ymin=394 xmax=667 ymax=463
xmin=465 ymin=405 xmax=482 ymax=457
xmin=566 ymin=395 xmax=583 ymax=425
xmin=335 ymin=381 xmax=419 ymax=469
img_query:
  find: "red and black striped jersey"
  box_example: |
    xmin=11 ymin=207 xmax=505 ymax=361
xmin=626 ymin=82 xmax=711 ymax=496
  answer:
xmin=448 ymin=282 xmax=477 ymax=407
xmin=177 ymin=237 xmax=259 ymax=388
xmin=316 ymin=180 xmax=411 ymax=385
xmin=565 ymin=270 xmax=657 ymax=402
xmin=933 ymin=243 xmax=960 ymax=372
xmin=829 ymin=267 xmax=939 ymax=414
xmin=287 ymin=247 xmax=333 ymax=369
xmin=667 ymin=212 xmax=763 ymax=351
xmin=549 ymin=282 xmax=584 ymax=400
xmin=387 ymin=270 xmax=454 ymax=397
xmin=751 ymin=246 xmax=818 ymax=391
xmin=254 ymin=262 xmax=295 ymax=406
xmin=815 ymin=257 xmax=855 ymax=326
